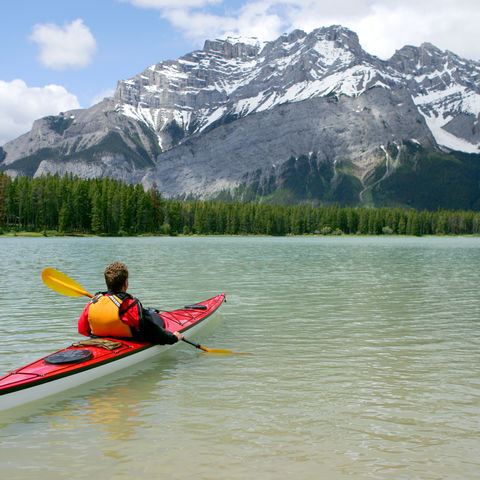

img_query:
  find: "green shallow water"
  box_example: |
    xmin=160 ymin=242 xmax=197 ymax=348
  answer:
xmin=1 ymin=236 xmax=479 ymax=479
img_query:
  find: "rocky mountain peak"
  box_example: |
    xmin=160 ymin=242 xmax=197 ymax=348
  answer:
xmin=203 ymin=37 xmax=262 ymax=59
xmin=2 ymin=25 xmax=480 ymax=208
xmin=389 ymin=41 xmax=480 ymax=78
xmin=313 ymin=25 xmax=362 ymax=51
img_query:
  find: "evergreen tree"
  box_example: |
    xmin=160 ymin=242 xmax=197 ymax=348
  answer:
xmin=0 ymin=173 xmax=8 ymax=229
xmin=90 ymin=188 xmax=103 ymax=234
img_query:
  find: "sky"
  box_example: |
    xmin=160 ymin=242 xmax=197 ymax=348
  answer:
xmin=1 ymin=0 xmax=480 ymax=146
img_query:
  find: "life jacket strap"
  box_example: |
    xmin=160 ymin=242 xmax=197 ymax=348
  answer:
xmin=108 ymin=295 xmax=122 ymax=308
xmin=119 ymin=298 xmax=139 ymax=316
xmin=92 ymin=293 xmax=122 ymax=308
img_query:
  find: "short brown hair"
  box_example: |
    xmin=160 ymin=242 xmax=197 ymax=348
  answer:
xmin=104 ymin=262 xmax=129 ymax=292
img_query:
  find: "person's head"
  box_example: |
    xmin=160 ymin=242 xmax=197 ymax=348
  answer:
xmin=104 ymin=262 xmax=129 ymax=292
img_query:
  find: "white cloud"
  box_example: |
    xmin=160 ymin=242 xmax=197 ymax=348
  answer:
xmin=0 ymin=79 xmax=80 ymax=145
xmin=310 ymin=1 xmax=480 ymax=60
xmin=158 ymin=1 xmax=290 ymax=45
xmin=30 ymin=19 xmax=97 ymax=71
xmin=123 ymin=0 xmax=480 ymax=61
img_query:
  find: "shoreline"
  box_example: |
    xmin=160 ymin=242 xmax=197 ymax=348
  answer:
xmin=2 ymin=231 xmax=479 ymax=239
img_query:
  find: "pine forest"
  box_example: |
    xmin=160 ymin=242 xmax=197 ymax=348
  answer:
xmin=1 ymin=173 xmax=480 ymax=237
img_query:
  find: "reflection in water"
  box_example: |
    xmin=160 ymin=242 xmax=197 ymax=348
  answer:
xmin=42 ymin=372 xmax=163 ymax=442
xmin=81 ymin=383 xmax=146 ymax=442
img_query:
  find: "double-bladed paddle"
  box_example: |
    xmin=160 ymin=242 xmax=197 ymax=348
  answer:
xmin=41 ymin=267 xmax=249 ymax=355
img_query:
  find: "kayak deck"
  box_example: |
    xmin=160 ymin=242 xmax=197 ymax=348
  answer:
xmin=0 ymin=293 xmax=225 ymax=408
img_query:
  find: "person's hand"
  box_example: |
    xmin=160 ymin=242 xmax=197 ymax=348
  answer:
xmin=173 ymin=331 xmax=184 ymax=341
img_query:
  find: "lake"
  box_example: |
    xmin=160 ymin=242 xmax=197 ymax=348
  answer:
xmin=1 ymin=236 xmax=479 ymax=479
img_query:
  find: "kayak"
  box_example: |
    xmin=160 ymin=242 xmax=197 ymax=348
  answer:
xmin=0 ymin=293 xmax=225 ymax=412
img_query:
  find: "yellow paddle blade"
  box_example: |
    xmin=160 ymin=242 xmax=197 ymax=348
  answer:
xmin=200 ymin=346 xmax=253 ymax=355
xmin=182 ymin=338 xmax=252 ymax=355
xmin=42 ymin=267 xmax=93 ymax=298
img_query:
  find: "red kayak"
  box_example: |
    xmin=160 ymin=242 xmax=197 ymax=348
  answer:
xmin=0 ymin=293 xmax=225 ymax=412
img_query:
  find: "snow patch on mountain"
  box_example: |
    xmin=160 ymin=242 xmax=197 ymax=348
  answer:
xmin=413 ymin=82 xmax=480 ymax=152
xmin=420 ymin=111 xmax=480 ymax=153
xmin=313 ymin=40 xmax=354 ymax=66
xmin=224 ymin=35 xmax=265 ymax=49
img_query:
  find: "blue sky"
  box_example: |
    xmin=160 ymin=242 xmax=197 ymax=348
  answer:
xmin=1 ymin=0 xmax=480 ymax=145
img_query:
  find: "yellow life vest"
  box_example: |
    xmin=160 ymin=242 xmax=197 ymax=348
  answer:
xmin=87 ymin=294 xmax=133 ymax=338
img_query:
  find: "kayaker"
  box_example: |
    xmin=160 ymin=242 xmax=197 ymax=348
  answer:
xmin=77 ymin=262 xmax=184 ymax=344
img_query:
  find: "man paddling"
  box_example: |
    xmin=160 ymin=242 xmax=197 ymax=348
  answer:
xmin=78 ymin=262 xmax=184 ymax=344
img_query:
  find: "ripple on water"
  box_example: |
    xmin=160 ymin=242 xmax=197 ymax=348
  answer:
xmin=1 ymin=236 xmax=480 ymax=479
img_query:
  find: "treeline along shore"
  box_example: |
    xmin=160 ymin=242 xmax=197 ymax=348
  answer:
xmin=1 ymin=173 xmax=480 ymax=236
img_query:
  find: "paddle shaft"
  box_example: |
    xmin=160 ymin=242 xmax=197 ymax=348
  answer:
xmin=182 ymin=337 xmax=209 ymax=352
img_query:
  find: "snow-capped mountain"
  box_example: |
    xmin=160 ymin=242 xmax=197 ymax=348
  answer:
xmin=116 ymin=28 xmax=384 ymax=141
xmin=2 ymin=25 xmax=480 ymax=208
xmin=115 ymin=26 xmax=480 ymax=154
xmin=390 ymin=42 xmax=480 ymax=153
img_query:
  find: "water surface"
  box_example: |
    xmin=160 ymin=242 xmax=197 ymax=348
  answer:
xmin=1 ymin=236 xmax=479 ymax=479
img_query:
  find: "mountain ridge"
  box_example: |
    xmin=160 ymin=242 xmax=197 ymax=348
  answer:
xmin=2 ymin=25 xmax=480 ymax=209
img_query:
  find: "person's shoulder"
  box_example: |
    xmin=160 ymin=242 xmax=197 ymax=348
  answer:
xmin=120 ymin=293 xmax=141 ymax=305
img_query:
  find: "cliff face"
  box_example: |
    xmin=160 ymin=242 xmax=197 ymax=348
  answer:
xmin=2 ymin=25 xmax=480 ymax=208
xmin=140 ymin=88 xmax=435 ymax=198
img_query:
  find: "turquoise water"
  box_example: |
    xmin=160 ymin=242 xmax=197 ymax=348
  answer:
xmin=1 ymin=236 xmax=479 ymax=479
